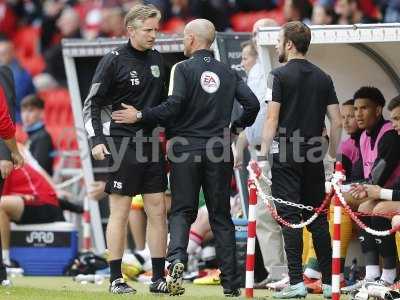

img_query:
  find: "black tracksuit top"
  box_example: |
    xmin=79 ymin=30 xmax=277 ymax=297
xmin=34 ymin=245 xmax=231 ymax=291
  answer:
xmin=83 ymin=41 xmax=167 ymax=147
xmin=141 ymin=49 xmax=260 ymax=150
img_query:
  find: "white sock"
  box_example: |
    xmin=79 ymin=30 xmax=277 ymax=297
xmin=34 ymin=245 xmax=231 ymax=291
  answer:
xmin=187 ymin=239 xmax=201 ymax=255
xmin=381 ymin=268 xmax=397 ymax=284
xmin=2 ymin=250 xmax=10 ymax=265
xmin=303 ymin=267 xmax=321 ymax=279
xmin=365 ymin=265 xmax=381 ymax=281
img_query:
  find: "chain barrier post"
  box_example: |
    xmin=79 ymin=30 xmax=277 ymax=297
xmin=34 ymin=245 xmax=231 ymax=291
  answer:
xmin=245 ymin=180 xmax=257 ymax=298
xmin=332 ymin=161 xmax=345 ymax=300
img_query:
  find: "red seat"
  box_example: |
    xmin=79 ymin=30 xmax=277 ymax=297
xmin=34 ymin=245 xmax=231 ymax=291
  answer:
xmin=13 ymin=26 xmax=41 ymax=59
xmin=38 ymin=88 xmax=78 ymax=152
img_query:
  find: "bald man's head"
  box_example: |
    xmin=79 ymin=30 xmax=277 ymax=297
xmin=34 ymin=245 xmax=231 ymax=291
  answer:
xmin=184 ymin=19 xmax=216 ymax=47
xmin=252 ymin=18 xmax=278 ymax=34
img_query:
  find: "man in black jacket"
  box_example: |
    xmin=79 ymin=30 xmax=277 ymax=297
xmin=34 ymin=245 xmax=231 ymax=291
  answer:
xmin=83 ymin=4 xmax=169 ymax=295
xmin=113 ymin=19 xmax=259 ymax=297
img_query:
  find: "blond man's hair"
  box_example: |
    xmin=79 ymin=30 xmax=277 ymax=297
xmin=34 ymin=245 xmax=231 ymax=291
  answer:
xmin=124 ymin=4 xmax=161 ymax=28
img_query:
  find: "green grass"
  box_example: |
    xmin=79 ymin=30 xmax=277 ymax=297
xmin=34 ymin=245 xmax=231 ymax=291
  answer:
xmin=0 ymin=277 xmax=350 ymax=300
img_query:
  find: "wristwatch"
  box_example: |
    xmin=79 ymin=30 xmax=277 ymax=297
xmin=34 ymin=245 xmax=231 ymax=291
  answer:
xmin=136 ymin=111 xmax=142 ymax=120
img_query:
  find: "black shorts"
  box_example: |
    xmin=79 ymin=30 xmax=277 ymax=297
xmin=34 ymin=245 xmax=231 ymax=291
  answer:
xmin=18 ymin=204 xmax=63 ymax=224
xmin=270 ymin=143 xmax=326 ymax=221
xmin=105 ymin=141 xmax=167 ymax=197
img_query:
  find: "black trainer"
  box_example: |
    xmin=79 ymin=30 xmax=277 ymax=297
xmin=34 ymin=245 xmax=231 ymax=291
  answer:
xmin=150 ymin=278 xmax=169 ymax=294
xmin=224 ymin=288 xmax=241 ymax=297
xmin=109 ymin=278 xmax=136 ymax=294
xmin=166 ymin=260 xmax=185 ymax=296
xmin=0 ymin=264 xmax=7 ymax=286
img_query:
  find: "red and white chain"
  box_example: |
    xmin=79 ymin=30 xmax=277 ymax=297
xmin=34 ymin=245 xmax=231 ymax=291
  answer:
xmin=248 ymin=161 xmax=330 ymax=229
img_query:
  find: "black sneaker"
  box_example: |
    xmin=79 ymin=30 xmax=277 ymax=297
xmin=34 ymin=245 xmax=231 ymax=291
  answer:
xmin=166 ymin=260 xmax=185 ymax=296
xmin=224 ymin=288 xmax=241 ymax=297
xmin=109 ymin=278 xmax=136 ymax=294
xmin=150 ymin=278 xmax=169 ymax=294
xmin=0 ymin=264 xmax=6 ymax=282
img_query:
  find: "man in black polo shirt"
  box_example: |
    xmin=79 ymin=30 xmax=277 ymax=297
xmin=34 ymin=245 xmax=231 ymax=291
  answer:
xmin=259 ymin=21 xmax=342 ymax=298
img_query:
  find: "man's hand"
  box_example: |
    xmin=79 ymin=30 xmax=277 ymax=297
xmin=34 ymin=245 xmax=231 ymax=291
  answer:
xmin=349 ymin=183 xmax=368 ymax=200
xmin=11 ymin=151 xmax=24 ymax=169
xmin=0 ymin=160 xmax=13 ymax=179
xmin=112 ymin=103 xmax=139 ymax=124
xmin=88 ymin=181 xmax=107 ymax=201
xmin=233 ymin=147 xmax=243 ymax=169
xmin=324 ymin=154 xmax=336 ymax=181
xmin=92 ymin=144 xmax=110 ymax=160
xmin=364 ymin=185 xmax=381 ymax=199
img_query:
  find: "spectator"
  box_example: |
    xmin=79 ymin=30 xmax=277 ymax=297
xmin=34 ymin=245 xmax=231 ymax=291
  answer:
xmin=283 ymin=0 xmax=313 ymax=23
xmin=44 ymin=8 xmax=82 ymax=87
xmin=12 ymin=0 xmax=43 ymax=25
xmin=384 ymin=0 xmax=400 ymax=22
xmin=0 ymin=36 xmax=36 ymax=123
xmin=99 ymin=7 xmax=126 ymax=37
xmin=0 ymin=1 xmax=17 ymax=38
xmin=20 ymin=95 xmax=54 ymax=176
xmin=335 ymin=0 xmax=376 ymax=24
xmin=0 ymin=145 xmax=62 ymax=267
xmin=312 ymin=3 xmax=336 ymax=25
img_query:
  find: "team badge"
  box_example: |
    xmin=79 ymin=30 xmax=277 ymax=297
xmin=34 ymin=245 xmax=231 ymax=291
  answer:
xmin=150 ymin=65 xmax=160 ymax=78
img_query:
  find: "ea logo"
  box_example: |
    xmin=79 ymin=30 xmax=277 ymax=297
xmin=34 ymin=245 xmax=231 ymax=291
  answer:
xmin=200 ymin=71 xmax=220 ymax=94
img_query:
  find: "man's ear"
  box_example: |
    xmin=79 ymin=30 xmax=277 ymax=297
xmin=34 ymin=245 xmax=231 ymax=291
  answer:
xmin=126 ymin=25 xmax=134 ymax=37
xmin=286 ymin=40 xmax=293 ymax=51
xmin=376 ymin=105 xmax=383 ymax=117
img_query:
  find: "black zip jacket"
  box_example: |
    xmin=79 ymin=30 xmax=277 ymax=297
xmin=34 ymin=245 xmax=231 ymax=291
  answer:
xmin=141 ymin=49 xmax=259 ymax=150
xmin=83 ymin=41 xmax=167 ymax=147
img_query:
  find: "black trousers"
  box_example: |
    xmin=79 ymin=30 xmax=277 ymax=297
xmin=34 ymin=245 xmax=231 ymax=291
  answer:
xmin=271 ymin=144 xmax=332 ymax=285
xmin=166 ymin=148 xmax=239 ymax=290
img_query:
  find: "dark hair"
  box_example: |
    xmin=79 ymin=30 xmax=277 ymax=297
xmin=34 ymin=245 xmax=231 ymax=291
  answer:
xmin=240 ymin=40 xmax=258 ymax=57
xmin=388 ymin=95 xmax=400 ymax=111
xmin=282 ymin=21 xmax=311 ymax=55
xmin=21 ymin=94 xmax=45 ymax=110
xmin=353 ymin=86 xmax=385 ymax=107
xmin=292 ymin=0 xmax=313 ymax=21
xmin=342 ymin=99 xmax=354 ymax=106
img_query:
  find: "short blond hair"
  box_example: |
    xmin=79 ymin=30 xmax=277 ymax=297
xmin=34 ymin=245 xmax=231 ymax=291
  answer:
xmin=124 ymin=4 xmax=161 ymax=28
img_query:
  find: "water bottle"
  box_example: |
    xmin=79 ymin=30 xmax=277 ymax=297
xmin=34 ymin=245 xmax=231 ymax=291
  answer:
xmin=348 ymin=258 xmax=358 ymax=285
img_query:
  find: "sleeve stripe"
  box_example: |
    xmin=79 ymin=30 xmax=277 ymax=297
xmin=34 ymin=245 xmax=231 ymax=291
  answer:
xmin=168 ymin=62 xmax=183 ymax=96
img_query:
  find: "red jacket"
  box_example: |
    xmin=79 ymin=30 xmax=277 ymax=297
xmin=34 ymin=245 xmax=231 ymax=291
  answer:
xmin=0 ymin=85 xmax=15 ymax=139
xmin=2 ymin=163 xmax=59 ymax=207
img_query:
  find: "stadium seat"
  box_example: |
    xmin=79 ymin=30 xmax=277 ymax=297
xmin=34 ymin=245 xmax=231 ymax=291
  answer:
xmin=38 ymin=88 xmax=78 ymax=152
xmin=13 ymin=26 xmax=40 ymax=59
xmin=13 ymin=26 xmax=46 ymax=76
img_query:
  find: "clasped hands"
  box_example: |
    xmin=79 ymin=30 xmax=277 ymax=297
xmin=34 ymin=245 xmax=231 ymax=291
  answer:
xmin=347 ymin=183 xmax=381 ymax=200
